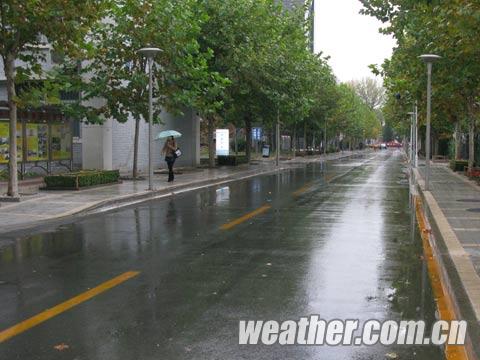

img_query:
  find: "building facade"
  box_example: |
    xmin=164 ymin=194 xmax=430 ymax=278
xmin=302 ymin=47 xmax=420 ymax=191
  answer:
xmin=281 ymin=0 xmax=315 ymax=52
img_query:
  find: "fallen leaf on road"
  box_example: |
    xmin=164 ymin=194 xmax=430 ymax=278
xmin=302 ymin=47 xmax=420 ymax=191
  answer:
xmin=54 ymin=343 xmax=70 ymax=351
xmin=385 ymin=353 xmax=398 ymax=359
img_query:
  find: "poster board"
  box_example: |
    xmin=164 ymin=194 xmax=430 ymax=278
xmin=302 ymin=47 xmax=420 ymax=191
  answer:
xmin=0 ymin=121 xmax=23 ymax=164
xmin=0 ymin=119 xmax=71 ymax=164
xmin=51 ymin=123 xmax=72 ymax=160
xmin=26 ymin=123 xmax=49 ymax=161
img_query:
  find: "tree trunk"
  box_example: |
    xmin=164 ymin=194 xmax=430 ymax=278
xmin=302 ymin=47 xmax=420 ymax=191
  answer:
xmin=132 ymin=117 xmax=140 ymax=178
xmin=468 ymin=114 xmax=475 ymax=172
xmin=303 ymin=122 xmax=307 ymax=150
xmin=245 ymin=115 xmax=252 ymax=163
xmin=454 ymin=121 xmax=462 ymax=160
xmin=292 ymin=126 xmax=296 ymax=158
xmin=5 ymin=54 xmax=18 ymax=197
xmin=207 ymin=115 xmax=215 ymax=168
xmin=432 ymin=132 xmax=438 ymax=157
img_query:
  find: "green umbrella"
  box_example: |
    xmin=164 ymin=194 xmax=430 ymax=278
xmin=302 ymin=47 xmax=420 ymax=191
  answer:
xmin=155 ymin=130 xmax=182 ymax=140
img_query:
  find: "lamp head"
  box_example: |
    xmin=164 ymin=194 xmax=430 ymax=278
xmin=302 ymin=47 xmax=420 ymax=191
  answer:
xmin=137 ymin=47 xmax=163 ymax=58
xmin=419 ymin=54 xmax=441 ymax=64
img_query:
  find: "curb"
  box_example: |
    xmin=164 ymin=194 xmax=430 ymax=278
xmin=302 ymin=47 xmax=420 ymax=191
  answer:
xmin=83 ymin=150 xmax=370 ymax=216
xmin=82 ymin=166 xmax=291 ymax=216
xmin=0 ymin=166 xmax=287 ymax=236
xmin=0 ymin=151 xmax=365 ymax=236
xmin=413 ymin=168 xmax=480 ymax=360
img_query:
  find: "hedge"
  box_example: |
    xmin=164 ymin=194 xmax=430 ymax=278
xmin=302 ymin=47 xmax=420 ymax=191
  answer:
xmin=449 ymin=159 xmax=468 ymax=172
xmin=217 ymin=155 xmax=248 ymax=166
xmin=44 ymin=170 xmax=120 ymax=190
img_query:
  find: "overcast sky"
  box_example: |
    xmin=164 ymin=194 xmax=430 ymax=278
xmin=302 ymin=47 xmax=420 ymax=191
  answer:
xmin=314 ymin=0 xmax=396 ymax=83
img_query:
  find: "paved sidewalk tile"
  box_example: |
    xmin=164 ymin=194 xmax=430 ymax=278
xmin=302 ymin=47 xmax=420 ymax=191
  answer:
xmin=419 ymin=164 xmax=480 ymax=276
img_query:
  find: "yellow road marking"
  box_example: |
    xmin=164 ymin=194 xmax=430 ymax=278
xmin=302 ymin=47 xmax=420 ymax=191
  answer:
xmin=220 ymin=205 xmax=271 ymax=230
xmin=293 ymin=173 xmax=335 ymax=197
xmin=293 ymin=182 xmax=313 ymax=196
xmin=415 ymin=197 xmax=469 ymax=360
xmin=0 ymin=271 xmax=140 ymax=343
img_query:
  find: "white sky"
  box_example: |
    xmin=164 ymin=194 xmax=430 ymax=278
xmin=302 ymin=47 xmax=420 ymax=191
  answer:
xmin=314 ymin=0 xmax=396 ymax=83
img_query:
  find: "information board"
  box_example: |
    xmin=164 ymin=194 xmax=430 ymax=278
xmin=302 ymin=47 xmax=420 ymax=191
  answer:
xmin=51 ymin=123 xmax=72 ymax=160
xmin=216 ymin=129 xmax=229 ymax=156
xmin=0 ymin=121 xmax=22 ymax=163
xmin=26 ymin=123 xmax=49 ymax=161
xmin=252 ymin=127 xmax=262 ymax=141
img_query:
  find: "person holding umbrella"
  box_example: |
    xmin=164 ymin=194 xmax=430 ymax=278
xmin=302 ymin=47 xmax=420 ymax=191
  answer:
xmin=157 ymin=130 xmax=182 ymax=182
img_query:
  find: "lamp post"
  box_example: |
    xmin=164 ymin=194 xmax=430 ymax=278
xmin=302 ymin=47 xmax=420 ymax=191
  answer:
xmin=414 ymin=102 xmax=418 ymax=168
xmin=324 ymin=117 xmax=327 ymax=156
xmin=138 ymin=47 xmax=162 ymax=191
xmin=419 ymin=54 xmax=441 ymax=191
xmin=407 ymin=111 xmax=415 ymax=165
xmin=276 ymin=109 xmax=280 ymax=167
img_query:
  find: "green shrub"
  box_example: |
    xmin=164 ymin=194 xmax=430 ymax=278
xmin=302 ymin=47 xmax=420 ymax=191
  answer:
xmin=217 ymin=155 xmax=248 ymax=166
xmin=327 ymin=145 xmax=337 ymax=154
xmin=235 ymin=138 xmax=246 ymax=152
xmin=449 ymin=159 xmax=468 ymax=172
xmin=44 ymin=170 xmax=120 ymax=189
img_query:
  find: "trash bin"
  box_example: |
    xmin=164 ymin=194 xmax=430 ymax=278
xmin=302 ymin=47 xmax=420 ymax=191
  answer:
xmin=262 ymin=145 xmax=270 ymax=158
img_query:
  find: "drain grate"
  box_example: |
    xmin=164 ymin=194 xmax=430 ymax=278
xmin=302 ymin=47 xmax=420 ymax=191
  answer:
xmin=467 ymin=208 xmax=480 ymax=213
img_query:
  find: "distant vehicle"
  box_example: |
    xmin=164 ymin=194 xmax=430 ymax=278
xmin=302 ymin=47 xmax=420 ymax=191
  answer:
xmin=380 ymin=143 xmax=387 ymax=150
xmin=386 ymin=141 xmax=402 ymax=148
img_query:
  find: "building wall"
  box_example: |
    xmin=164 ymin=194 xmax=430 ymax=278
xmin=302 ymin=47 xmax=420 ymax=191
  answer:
xmin=0 ymin=46 xmax=54 ymax=82
xmin=281 ymin=0 xmax=305 ymax=10
xmin=72 ymin=141 xmax=82 ymax=169
xmin=110 ymin=117 xmax=164 ymax=174
xmin=0 ymin=86 xmax=6 ymax=101
xmin=82 ymin=108 xmax=200 ymax=174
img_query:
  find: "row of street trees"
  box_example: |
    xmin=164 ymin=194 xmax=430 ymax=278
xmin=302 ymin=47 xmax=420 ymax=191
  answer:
xmin=1 ymin=0 xmax=380 ymax=197
xmin=360 ymin=0 xmax=480 ymax=171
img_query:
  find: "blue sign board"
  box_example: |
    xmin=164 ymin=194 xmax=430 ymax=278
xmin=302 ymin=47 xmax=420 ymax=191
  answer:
xmin=252 ymin=127 xmax=262 ymax=141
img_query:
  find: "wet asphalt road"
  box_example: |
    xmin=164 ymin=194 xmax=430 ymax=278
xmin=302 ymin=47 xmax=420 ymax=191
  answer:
xmin=0 ymin=150 xmax=442 ymax=359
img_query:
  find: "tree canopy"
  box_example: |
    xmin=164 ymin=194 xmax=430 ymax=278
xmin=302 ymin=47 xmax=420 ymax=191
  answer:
xmin=361 ymin=0 xmax=480 ymax=167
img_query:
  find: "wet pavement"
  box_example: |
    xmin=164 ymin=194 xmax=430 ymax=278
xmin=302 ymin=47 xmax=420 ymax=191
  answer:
xmin=0 ymin=150 xmax=442 ymax=359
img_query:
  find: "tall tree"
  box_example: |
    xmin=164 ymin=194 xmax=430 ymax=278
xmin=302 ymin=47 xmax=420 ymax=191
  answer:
xmin=348 ymin=78 xmax=385 ymax=110
xmin=86 ymin=0 xmax=225 ymax=177
xmin=0 ymin=0 xmax=105 ymax=197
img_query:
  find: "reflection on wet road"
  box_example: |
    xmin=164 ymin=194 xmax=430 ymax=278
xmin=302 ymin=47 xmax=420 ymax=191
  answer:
xmin=0 ymin=150 xmax=441 ymax=359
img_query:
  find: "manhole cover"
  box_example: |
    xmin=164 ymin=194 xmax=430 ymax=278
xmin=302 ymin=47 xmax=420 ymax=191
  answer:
xmin=467 ymin=208 xmax=480 ymax=213
xmin=457 ymin=199 xmax=480 ymax=203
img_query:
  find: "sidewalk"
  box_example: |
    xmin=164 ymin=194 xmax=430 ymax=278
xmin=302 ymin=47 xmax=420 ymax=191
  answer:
xmin=414 ymin=163 xmax=480 ymax=358
xmin=0 ymin=151 xmax=362 ymax=235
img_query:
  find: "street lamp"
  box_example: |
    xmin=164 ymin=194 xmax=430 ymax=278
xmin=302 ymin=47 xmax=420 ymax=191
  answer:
xmin=276 ymin=109 xmax=280 ymax=166
xmin=419 ymin=54 xmax=441 ymax=191
xmin=138 ymin=47 xmax=162 ymax=191
xmin=407 ymin=111 xmax=415 ymax=165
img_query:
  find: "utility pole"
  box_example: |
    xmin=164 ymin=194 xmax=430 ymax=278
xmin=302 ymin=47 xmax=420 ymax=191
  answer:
xmin=276 ymin=109 xmax=280 ymax=166
xmin=324 ymin=118 xmax=327 ymax=156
